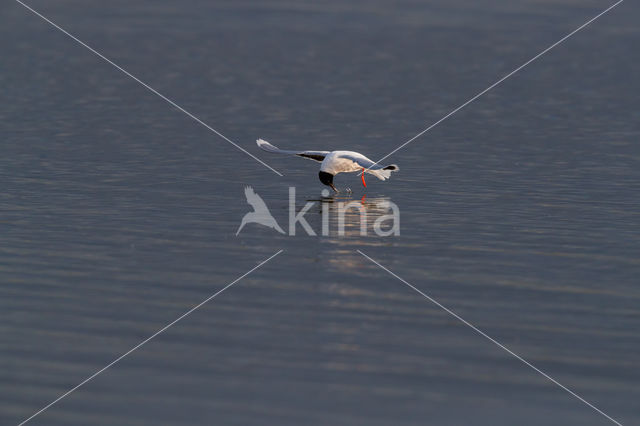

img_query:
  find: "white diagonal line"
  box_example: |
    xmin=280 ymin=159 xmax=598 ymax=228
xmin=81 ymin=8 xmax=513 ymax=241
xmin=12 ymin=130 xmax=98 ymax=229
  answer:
xmin=369 ymin=0 xmax=624 ymax=170
xmin=357 ymin=250 xmax=623 ymax=426
xmin=18 ymin=249 xmax=284 ymax=426
xmin=15 ymin=0 xmax=283 ymax=177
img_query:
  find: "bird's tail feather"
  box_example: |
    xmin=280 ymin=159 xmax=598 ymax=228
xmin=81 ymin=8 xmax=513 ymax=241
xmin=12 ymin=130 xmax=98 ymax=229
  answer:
xmin=368 ymin=164 xmax=399 ymax=180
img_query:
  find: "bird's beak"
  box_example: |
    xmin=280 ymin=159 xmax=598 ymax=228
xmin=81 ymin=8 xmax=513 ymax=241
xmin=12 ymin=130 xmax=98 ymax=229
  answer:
xmin=330 ymin=183 xmax=338 ymax=193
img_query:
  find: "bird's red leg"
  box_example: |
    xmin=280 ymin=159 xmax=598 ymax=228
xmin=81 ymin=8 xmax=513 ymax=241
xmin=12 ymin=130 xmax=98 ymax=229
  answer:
xmin=361 ymin=168 xmax=367 ymax=187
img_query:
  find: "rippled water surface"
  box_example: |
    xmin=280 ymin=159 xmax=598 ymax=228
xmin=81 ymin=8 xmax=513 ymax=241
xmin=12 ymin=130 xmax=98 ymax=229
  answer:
xmin=2 ymin=0 xmax=639 ymax=425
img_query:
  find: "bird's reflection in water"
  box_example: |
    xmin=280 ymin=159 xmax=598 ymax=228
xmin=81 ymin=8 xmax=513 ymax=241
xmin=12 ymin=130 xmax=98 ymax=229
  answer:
xmin=305 ymin=192 xmax=400 ymax=241
xmin=305 ymin=192 xmax=399 ymax=274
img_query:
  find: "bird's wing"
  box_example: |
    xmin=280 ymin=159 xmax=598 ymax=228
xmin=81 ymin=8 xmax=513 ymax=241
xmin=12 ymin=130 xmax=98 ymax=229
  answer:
xmin=338 ymin=153 xmax=399 ymax=181
xmin=244 ymin=186 xmax=270 ymax=212
xmin=257 ymin=139 xmax=329 ymax=162
xmin=337 ymin=153 xmax=383 ymax=170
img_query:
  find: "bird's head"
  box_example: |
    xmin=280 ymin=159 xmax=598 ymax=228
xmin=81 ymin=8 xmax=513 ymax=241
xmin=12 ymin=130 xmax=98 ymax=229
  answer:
xmin=318 ymin=171 xmax=338 ymax=192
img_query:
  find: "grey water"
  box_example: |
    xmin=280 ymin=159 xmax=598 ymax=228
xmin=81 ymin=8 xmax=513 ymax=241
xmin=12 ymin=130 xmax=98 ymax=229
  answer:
xmin=2 ymin=0 xmax=639 ymax=425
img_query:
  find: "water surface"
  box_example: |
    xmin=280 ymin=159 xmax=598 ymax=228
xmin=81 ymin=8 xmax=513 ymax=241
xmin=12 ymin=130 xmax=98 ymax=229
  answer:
xmin=2 ymin=0 xmax=639 ymax=425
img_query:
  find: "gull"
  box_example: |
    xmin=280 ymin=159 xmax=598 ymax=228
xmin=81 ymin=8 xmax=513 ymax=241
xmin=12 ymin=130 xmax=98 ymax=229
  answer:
xmin=257 ymin=139 xmax=399 ymax=192
xmin=236 ymin=186 xmax=285 ymax=235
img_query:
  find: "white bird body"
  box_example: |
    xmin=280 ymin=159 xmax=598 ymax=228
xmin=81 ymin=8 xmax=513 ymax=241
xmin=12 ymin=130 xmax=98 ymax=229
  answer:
xmin=320 ymin=151 xmax=394 ymax=180
xmin=257 ymin=139 xmax=398 ymax=192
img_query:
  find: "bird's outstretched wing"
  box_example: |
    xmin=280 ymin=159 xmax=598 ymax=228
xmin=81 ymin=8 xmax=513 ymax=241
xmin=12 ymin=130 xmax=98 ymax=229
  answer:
xmin=337 ymin=153 xmax=399 ymax=181
xmin=338 ymin=153 xmax=379 ymax=170
xmin=244 ymin=186 xmax=270 ymax=212
xmin=338 ymin=153 xmax=399 ymax=172
xmin=257 ymin=139 xmax=329 ymax=162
